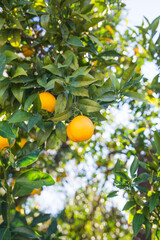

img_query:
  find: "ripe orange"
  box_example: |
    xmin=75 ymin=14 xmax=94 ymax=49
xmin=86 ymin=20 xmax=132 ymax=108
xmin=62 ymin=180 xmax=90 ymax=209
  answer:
xmin=30 ymin=188 xmax=42 ymax=196
xmin=0 ymin=136 xmax=15 ymax=150
xmin=39 ymin=92 xmax=56 ymax=113
xmin=67 ymin=116 xmax=94 ymax=142
xmin=22 ymin=45 xmax=34 ymax=57
xmin=20 ymin=138 xmax=27 ymax=148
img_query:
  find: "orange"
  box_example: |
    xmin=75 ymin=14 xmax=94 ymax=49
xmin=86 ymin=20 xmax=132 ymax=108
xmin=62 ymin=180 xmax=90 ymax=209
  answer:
xmin=134 ymin=47 xmax=140 ymax=57
xmin=22 ymin=45 xmax=34 ymax=57
xmin=20 ymin=138 xmax=27 ymax=148
xmin=0 ymin=136 xmax=15 ymax=150
xmin=39 ymin=92 xmax=56 ymax=113
xmin=147 ymin=89 xmax=153 ymax=96
xmin=67 ymin=116 xmax=94 ymax=142
xmin=30 ymin=188 xmax=42 ymax=196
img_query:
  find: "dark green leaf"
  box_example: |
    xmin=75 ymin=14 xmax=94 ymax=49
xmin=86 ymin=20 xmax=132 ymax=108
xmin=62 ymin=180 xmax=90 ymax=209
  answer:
xmin=78 ymin=99 xmax=101 ymax=113
xmin=0 ymin=121 xmax=15 ymax=138
xmin=0 ymin=53 xmax=6 ymax=77
xmin=13 ymin=169 xmax=55 ymax=197
xmin=149 ymin=193 xmax=159 ymax=212
xmin=107 ymin=191 xmax=118 ymax=198
xmin=108 ymin=72 xmax=120 ymax=91
xmin=9 ymin=110 xmax=32 ymax=123
xmin=133 ymin=213 xmax=145 ymax=236
xmin=16 ymin=150 xmax=41 ymax=168
xmin=122 ymin=201 xmax=136 ymax=211
xmin=55 ymin=94 xmax=67 ymax=115
xmin=154 ymin=131 xmax=160 ymax=155
xmin=124 ymin=92 xmax=146 ymax=101
xmin=43 ymin=64 xmax=62 ymax=76
xmin=24 ymin=93 xmax=37 ymax=111
xmin=50 ymin=109 xmax=72 ymax=122
xmin=99 ymin=50 xmax=122 ymax=57
xmin=121 ymin=63 xmax=137 ymax=88
xmin=28 ymin=114 xmax=42 ymax=132
xmin=130 ymin=157 xmax=139 ymax=178
xmin=68 ymin=36 xmax=84 ymax=47
xmin=0 ymin=228 xmax=11 ymax=240
xmin=56 ymin=122 xmax=67 ymax=142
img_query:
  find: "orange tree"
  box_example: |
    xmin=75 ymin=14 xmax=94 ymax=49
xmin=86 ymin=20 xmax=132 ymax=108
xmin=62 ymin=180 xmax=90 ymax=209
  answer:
xmin=0 ymin=0 xmax=159 ymax=239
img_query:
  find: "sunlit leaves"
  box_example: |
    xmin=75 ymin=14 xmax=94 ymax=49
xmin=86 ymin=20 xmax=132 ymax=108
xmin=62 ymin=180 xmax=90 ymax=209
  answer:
xmin=13 ymin=169 xmax=55 ymax=197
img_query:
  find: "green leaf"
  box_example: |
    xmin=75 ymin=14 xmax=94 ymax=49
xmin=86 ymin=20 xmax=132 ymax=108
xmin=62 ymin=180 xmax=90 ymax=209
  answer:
xmin=32 ymin=93 xmax=41 ymax=113
xmin=71 ymin=75 xmax=98 ymax=87
xmin=89 ymin=34 xmax=103 ymax=47
xmin=0 ymin=30 xmax=8 ymax=47
xmin=145 ymin=220 xmax=152 ymax=239
xmin=115 ymin=171 xmax=131 ymax=181
xmin=107 ymin=191 xmax=118 ymax=198
xmin=13 ymin=169 xmax=55 ymax=197
xmin=149 ymin=193 xmax=159 ymax=212
xmin=97 ymin=91 xmax=116 ymax=102
xmin=37 ymin=122 xmax=53 ymax=146
xmin=70 ymin=87 xmax=89 ymax=97
xmin=154 ymin=131 xmax=160 ymax=154
xmin=4 ymin=50 xmax=18 ymax=63
xmin=81 ymin=4 xmax=94 ymax=14
xmin=31 ymin=213 xmax=51 ymax=227
xmin=55 ymin=94 xmax=67 ymax=115
xmin=28 ymin=114 xmax=42 ymax=132
xmin=124 ymin=92 xmax=146 ymax=101
xmin=24 ymin=93 xmax=37 ymax=111
xmin=108 ymin=72 xmax=120 ymax=91
xmin=37 ymin=74 xmax=47 ymax=87
xmin=151 ymin=16 xmax=160 ymax=34
xmin=46 ymin=132 xmax=56 ymax=150
xmin=71 ymin=66 xmax=88 ymax=78
xmin=9 ymin=31 xmax=21 ymax=48
xmin=56 ymin=122 xmax=67 ymax=142
xmin=133 ymin=213 xmax=145 ymax=236
xmin=0 ymin=53 xmax=6 ymax=77
xmin=16 ymin=150 xmax=41 ymax=168
xmin=41 ymin=14 xmax=49 ymax=30
xmin=12 ymin=86 xmax=23 ymax=103
xmin=130 ymin=157 xmax=139 ymax=178
xmin=0 ymin=121 xmax=15 ymax=138
xmin=12 ymin=226 xmax=39 ymax=239
xmin=121 ymin=64 xmax=137 ymax=88
xmin=68 ymin=36 xmax=84 ymax=47
xmin=122 ymin=201 xmax=136 ymax=211
xmin=48 ymin=219 xmax=58 ymax=235
xmin=0 ymin=228 xmax=11 ymax=240
xmin=99 ymin=50 xmax=122 ymax=57
xmin=45 ymin=78 xmax=64 ymax=91
xmin=0 ymin=18 xmax=5 ymax=30
xmin=78 ymin=99 xmax=101 ymax=113
xmin=9 ymin=110 xmax=32 ymax=123
xmin=50 ymin=109 xmax=72 ymax=122
xmin=12 ymin=67 xmax=27 ymax=78
xmin=43 ymin=64 xmax=62 ymax=76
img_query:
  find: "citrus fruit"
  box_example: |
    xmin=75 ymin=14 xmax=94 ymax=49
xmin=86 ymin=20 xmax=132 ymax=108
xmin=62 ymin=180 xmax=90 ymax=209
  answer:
xmin=39 ymin=92 xmax=56 ymax=113
xmin=0 ymin=136 xmax=15 ymax=150
xmin=67 ymin=116 xmax=94 ymax=142
xmin=22 ymin=45 xmax=34 ymax=57
xmin=20 ymin=138 xmax=27 ymax=148
xmin=30 ymin=188 xmax=42 ymax=196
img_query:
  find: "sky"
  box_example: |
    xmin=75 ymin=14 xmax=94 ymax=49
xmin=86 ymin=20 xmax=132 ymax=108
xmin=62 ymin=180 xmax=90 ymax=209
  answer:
xmin=34 ymin=0 xmax=160 ymax=216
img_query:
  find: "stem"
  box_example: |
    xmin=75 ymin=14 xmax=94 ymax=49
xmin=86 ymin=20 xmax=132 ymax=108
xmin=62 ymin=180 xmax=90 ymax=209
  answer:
xmin=3 ymin=165 xmax=10 ymax=229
